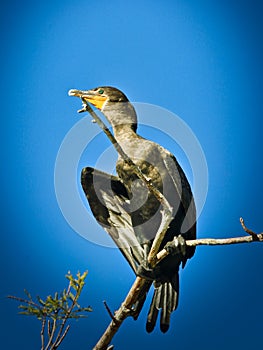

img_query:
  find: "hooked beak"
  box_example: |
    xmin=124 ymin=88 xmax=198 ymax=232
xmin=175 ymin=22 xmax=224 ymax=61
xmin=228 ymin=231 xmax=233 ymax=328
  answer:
xmin=68 ymin=89 xmax=107 ymax=110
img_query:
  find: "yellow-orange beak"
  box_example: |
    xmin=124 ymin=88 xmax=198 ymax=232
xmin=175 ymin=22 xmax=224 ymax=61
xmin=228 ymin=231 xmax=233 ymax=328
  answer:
xmin=68 ymin=89 xmax=107 ymax=110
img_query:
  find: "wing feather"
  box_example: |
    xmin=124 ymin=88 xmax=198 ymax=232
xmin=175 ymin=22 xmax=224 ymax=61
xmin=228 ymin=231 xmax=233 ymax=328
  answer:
xmin=81 ymin=167 xmax=145 ymax=272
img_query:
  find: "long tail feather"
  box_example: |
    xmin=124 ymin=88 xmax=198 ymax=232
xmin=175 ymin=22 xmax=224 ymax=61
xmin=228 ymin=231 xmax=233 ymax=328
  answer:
xmin=146 ymin=272 xmax=179 ymax=333
xmin=132 ymin=281 xmax=152 ymax=320
xmin=146 ymin=289 xmax=160 ymax=332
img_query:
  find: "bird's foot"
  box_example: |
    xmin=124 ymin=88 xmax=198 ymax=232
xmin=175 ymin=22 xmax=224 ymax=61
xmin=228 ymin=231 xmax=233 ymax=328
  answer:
xmin=164 ymin=235 xmax=186 ymax=257
xmin=136 ymin=262 xmax=161 ymax=281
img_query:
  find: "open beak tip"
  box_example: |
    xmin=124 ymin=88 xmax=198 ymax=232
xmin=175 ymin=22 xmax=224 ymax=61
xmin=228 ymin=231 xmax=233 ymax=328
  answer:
xmin=68 ymin=89 xmax=79 ymax=97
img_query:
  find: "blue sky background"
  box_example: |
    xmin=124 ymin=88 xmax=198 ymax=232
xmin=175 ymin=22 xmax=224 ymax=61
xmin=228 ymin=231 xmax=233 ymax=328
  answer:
xmin=1 ymin=1 xmax=263 ymax=349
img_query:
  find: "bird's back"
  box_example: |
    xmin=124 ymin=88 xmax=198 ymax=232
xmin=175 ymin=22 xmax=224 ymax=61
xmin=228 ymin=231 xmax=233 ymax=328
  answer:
xmin=116 ymin=135 xmax=196 ymax=255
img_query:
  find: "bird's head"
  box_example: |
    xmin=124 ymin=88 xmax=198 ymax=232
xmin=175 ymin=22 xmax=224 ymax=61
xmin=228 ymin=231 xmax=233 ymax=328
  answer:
xmin=69 ymin=86 xmax=137 ymax=132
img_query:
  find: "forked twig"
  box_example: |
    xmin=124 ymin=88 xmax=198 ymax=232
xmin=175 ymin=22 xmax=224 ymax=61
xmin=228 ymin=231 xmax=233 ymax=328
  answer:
xmin=240 ymin=217 xmax=260 ymax=240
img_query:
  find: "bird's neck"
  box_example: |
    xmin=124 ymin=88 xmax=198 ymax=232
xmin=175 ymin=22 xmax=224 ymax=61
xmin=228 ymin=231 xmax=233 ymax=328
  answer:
xmin=102 ymin=101 xmax=138 ymax=140
xmin=113 ymin=124 xmax=138 ymax=142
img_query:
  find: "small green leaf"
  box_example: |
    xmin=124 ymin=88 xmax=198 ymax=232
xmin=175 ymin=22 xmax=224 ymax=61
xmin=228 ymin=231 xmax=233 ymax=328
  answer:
xmin=68 ymin=292 xmax=75 ymax=303
xmin=37 ymin=296 xmax=46 ymax=306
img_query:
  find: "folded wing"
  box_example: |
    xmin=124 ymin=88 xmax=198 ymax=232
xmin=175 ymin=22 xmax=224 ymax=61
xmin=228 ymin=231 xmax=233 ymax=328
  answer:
xmin=81 ymin=167 xmax=145 ymax=272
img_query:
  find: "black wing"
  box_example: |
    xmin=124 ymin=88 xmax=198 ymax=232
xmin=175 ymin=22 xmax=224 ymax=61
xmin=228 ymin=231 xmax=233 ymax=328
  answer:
xmin=81 ymin=167 xmax=145 ymax=272
xmin=162 ymin=150 xmax=196 ymax=260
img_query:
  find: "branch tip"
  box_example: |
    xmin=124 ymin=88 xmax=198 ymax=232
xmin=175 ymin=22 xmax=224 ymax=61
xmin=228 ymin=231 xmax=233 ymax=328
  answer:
xmin=240 ymin=217 xmax=259 ymax=240
xmin=103 ymin=301 xmax=117 ymax=322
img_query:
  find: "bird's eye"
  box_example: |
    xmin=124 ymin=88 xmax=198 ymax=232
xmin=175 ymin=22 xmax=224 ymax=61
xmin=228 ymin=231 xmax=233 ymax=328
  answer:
xmin=98 ymin=89 xmax=104 ymax=94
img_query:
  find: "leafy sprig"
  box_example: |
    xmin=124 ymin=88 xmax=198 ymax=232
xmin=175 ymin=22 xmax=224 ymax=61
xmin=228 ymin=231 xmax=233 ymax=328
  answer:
xmin=8 ymin=271 xmax=92 ymax=350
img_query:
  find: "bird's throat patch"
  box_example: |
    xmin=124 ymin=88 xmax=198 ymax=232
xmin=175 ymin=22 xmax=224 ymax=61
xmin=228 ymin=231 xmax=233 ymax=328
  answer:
xmin=84 ymin=95 xmax=107 ymax=110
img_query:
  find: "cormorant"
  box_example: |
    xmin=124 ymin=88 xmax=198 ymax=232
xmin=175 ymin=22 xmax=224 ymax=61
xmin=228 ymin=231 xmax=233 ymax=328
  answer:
xmin=68 ymin=86 xmax=196 ymax=333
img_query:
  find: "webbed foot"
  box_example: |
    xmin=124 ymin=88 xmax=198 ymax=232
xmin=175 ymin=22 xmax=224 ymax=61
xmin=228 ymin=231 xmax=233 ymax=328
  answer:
xmin=136 ymin=262 xmax=161 ymax=281
xmin=164 ymin=235 xmax=186 ymax=257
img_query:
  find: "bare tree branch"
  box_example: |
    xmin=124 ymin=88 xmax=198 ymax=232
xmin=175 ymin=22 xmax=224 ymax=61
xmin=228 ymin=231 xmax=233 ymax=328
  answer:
xmin=157 ymin=218 xmax=263 ymax=261
xmin=103 ymin=301 xmax=117 ymax=322
xmin=44 ymin=319 xmax=56 ymax=350
xmin=53 ymin=325 xmax=70 ymax=349
xmin=47 ymin=320 xmax=52 ymax=339
xmin=41 ymin=319 xmax=46 ymax=350
xmin=239 ymin=217 xmax=260 ymax=240
xmin=93 ymin=220 xmax=262 ymax=350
